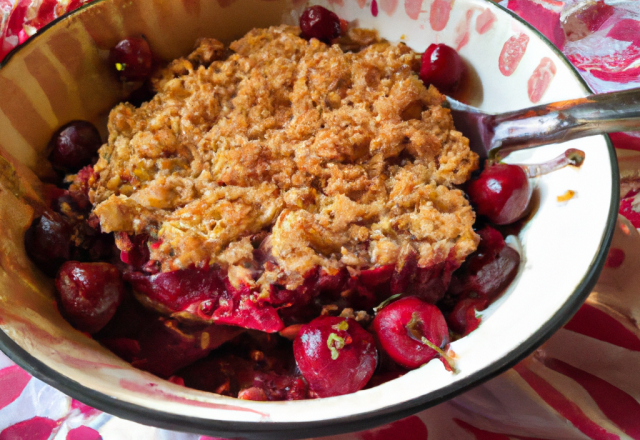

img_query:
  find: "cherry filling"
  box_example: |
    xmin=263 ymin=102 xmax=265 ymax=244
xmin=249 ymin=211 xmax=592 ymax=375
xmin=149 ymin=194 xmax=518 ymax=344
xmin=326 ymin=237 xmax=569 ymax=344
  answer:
xmin=373 ymin=297 xmax=449 ymax=369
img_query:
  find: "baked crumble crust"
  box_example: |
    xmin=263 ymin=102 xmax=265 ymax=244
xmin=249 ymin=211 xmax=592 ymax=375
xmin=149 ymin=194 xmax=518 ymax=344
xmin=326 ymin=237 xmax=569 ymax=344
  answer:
xmin=89 ymin=25 xmax=479 ymax=290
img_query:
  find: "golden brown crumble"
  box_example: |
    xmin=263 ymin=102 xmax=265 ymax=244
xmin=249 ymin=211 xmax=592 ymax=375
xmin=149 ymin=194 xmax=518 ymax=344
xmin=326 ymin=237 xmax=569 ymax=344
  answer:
xmin=89 ymin=25 xmax=479 ymax=290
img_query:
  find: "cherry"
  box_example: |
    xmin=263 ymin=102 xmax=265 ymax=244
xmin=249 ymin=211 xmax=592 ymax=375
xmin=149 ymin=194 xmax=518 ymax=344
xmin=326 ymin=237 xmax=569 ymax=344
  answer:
xmin=467 ymin=163 xmax=531 ymax=225
xmin=24 ymin=209 xmax=73 ymax=277
xmin=55 ymin=262 xmax=125 ymax=334
xmin=372 ymin=297 xmax=449 ymax=370
xmin=293 ymin=316 xmax=377 ymax=397
xmin=447 ymin=226 xmax=521 ymax=301
xmin=447 ymin=298 xmax=487 ymax=336
xmin=48 ymin=121 xmax=102 ymax=173
xmin=419 ymin=43 xmax=466 ymax=95
xmin=109 ymin=37 xmax=153 ymax=82
xmin=299 ymin=6 xmax=342 ymax=44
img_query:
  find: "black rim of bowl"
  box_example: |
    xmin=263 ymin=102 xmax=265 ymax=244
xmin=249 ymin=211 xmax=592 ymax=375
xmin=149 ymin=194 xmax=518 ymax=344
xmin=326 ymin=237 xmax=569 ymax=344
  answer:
xmin=0 ymin=1 xmax=620 ymax=439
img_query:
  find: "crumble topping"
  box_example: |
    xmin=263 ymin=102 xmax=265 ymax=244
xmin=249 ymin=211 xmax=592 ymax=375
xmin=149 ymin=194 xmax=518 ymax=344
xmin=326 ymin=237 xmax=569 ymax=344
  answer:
xmin=89 ymin=25 xmax=479 ymax=290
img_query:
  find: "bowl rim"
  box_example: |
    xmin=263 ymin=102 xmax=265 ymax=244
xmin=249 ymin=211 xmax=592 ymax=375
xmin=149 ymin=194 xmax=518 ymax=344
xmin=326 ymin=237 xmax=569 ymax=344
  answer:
xmin=0 ymin=0 xmax=620 ymax=438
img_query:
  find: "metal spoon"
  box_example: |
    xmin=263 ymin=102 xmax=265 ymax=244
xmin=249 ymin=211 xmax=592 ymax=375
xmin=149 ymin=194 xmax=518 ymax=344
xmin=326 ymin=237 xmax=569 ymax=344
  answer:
xmin=445 ymin=88 xmax=640 ymax=160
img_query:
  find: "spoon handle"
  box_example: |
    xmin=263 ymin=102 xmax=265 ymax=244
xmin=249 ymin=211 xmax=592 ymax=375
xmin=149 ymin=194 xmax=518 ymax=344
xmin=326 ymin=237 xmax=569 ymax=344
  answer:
xmin=490 ymin=88 xmax=640 ymax=158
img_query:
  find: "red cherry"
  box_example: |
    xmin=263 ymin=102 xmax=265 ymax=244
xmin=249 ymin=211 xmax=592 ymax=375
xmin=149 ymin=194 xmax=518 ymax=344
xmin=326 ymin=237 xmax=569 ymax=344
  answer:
xmin=467 ymin=164 xmax=531 ymax=225
xmin=447 ymin=226 xmax=521 ymax=301
xmin=447 ymin=298 xmax=487 ymax=336
xmin=299 ymin=6 xmax=342 ymax=44
xmin=419 ymin=43 xmax=466 ymax=95
xmin=24 ymin=209 xmax=73 ymax=277
xmin=294 ymin=316 xmax=377 ymax=397
xmin=109 ymin=37 xmax=153 ymax=81
xmin=372 ymin=297 xmax=449 ymax=370
xmin=55 ymin=262 xmax=125 ymax=334
xmin=48 ymin=121 xmax=102 ymax=173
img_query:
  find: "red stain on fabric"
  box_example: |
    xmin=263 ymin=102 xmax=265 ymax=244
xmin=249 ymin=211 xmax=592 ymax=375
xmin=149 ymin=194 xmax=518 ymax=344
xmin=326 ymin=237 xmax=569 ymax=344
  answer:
xmin=527 ymin=57 xmax=556 ymax=103
xmin=66 ymin=426 xmax=102 ymax=440
xmin=564 ymin=303 xmax=640 ymax=352
xmin=607 ymin=19 xmax=640 ymax=47
xmin=476 ymin=8 xmax=496 ymax=34
xmin=507 ymin=0 xmax=565 ymax=49
xmin=455 ymin=9 xmax=474 ymax=51
xmin=605 ymin=248 xmax=626 ymax=268
xmin=71 ymin=399 xmax=99 ymax=416
xmin=544 ymin=358 xmax=640 ymax=440
xmin=564 ymin=1 xmax=614 ymax=41
xmin=453 ymin=418 xmax=510 ymax=440
xmin=430 ymin=0 xmax=452 ymax=32
xmin=0 ymin=417 xmax=59 ymax=440
xmin=357 ymin=0 xmax=367 ymax=8
xmin=610 ymin=133 xmax=640 ymax=152
xmin=378 ymin=0 xmax=398 ymax=16
xmin=360 ymin=416 xmax=428 ymax=440
xmin=499 ymin=33 xmax=529 ymax=76
xmin=514 ymin=364 xmax=620 ymax=440
xmin=0 ymin=365 xmax=31 ymax=410
xmin=404 ymin=0 xmax=423 ymax=20
xmin=620 ymin=197 xmax=640 ymax=229
xmin=371 ymin=0 xmax=379 ymax=17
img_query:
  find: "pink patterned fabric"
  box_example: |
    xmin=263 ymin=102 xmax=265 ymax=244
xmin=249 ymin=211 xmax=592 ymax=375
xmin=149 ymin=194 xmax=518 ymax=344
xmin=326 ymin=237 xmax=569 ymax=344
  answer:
xmin=2 ymin=0 xmax=640 ymax=438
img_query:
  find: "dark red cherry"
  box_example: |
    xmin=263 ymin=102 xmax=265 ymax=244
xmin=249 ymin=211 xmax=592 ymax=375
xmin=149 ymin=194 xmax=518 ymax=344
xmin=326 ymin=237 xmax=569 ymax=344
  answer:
xmin=419 ymin=43 xmax=466 ymax=95
xmin=372 ymin=297 xmax=449 ymax=370
xmin=447 ymin=298 xmax=487 ymax=336
xmin=467 ymin=163 xmax=531 ymax=225
xmin=55 ymin=262 xmax=125 ymax=334
xmin=24 ymin=209 xmax=73 ymax=277
xmin=293 ymin=316 xmax=377 ymax=397
xmin=447 ymin=226 xmax=521 ymax=301
xmin=48 ymin=121 xmax=102 ymax=173
xmin=109 ymin=37 xmax=153 ymax=81
xmin=299 ymin=6 xmax=342 ymax=44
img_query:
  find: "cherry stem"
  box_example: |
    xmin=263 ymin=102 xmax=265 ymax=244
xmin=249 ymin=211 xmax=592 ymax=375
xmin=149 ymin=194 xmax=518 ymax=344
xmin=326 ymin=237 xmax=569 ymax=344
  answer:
xmin=406 ymin=313 xmax=457 ymax=372
xmin=518 ymin=148 xmax=586 ymax=178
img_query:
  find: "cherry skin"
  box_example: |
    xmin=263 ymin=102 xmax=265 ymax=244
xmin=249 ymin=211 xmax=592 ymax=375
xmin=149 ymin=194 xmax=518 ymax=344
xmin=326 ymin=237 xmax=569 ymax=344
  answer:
xmin=447 ymin=298 xmax=487 ymax=336
xmin=109 ymin=37 xmax=153 ymax=82
xmin=372 ymin=297 xmax=449 ymax=370
xmin=419 ymin=43 xmax=466 ymax=95
xmin=55 ymin=261 xmax=125 ymax=334
xmin=293 ymin=316 xmax=377 ymax=397
xmin=467 ymin=163 xmax=531 ymax=225
xmin=299 ymin=6 xmax=342 ymax=44
xmin=24 ymin=209 xmax=73 ymax=277
xmin=48 ymin=121 xmax=102 ymax=173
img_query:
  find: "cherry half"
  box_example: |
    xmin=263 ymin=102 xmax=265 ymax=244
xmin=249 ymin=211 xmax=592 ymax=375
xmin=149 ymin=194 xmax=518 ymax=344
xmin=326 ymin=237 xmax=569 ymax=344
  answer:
xmin=299 ymin=6 xmax=342 ymax=44
xmin=293 ymin=316 xmax=377 ymax=397
xmin=48 ymin=121 xmax=102 ymax=173
xmin=467 ymin=163 xmax=531 ymax=225
xmin=109 ymin=37 xmax=153 ymax=82
xmin=373 ymin=297 xmax=449 ymax=370
xmin=55 ymin=261 xmax=125 ymax=334
xmin=419 ymin=43 xmax=466 ymax=96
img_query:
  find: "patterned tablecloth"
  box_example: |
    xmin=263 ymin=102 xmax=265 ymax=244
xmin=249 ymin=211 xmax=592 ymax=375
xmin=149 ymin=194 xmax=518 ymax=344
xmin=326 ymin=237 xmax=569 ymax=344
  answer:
xmin=2 ymin=0 xmax=640 ymax=439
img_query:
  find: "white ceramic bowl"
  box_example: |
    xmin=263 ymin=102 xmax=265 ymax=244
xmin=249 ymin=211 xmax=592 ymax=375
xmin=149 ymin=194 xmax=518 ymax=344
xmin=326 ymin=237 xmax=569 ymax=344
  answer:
xmin=0 ymin=0 xmax=618 ymax=438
